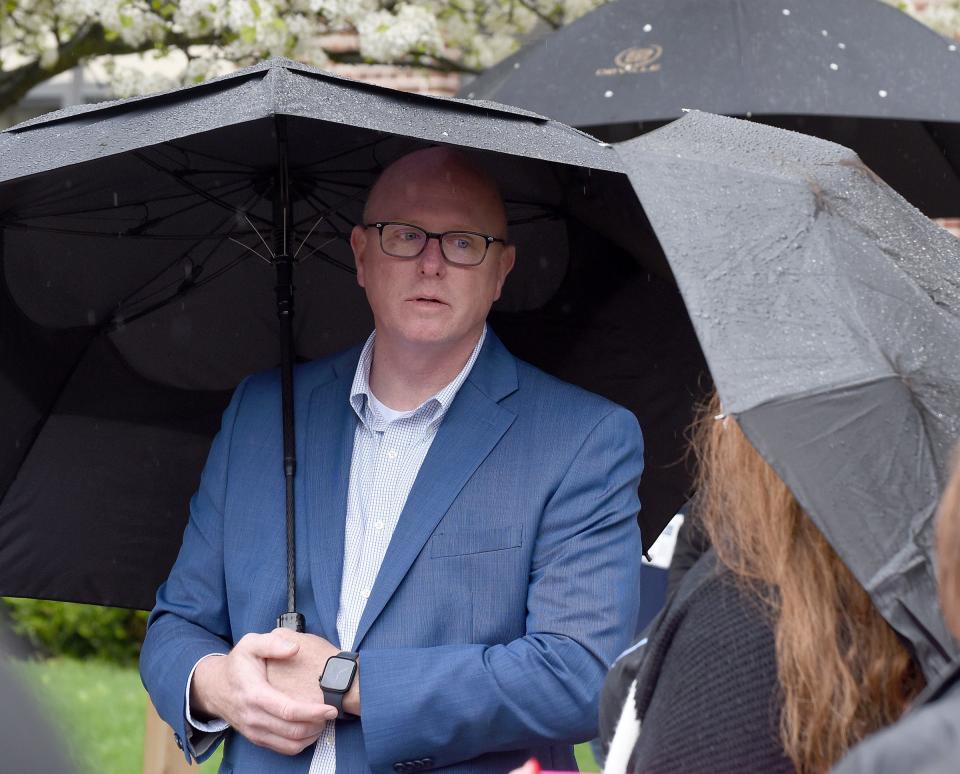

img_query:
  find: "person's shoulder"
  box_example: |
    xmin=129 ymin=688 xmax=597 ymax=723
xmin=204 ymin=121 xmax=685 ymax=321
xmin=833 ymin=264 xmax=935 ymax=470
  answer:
xmin=832 ymin=684 xmax=960 ymax=773
xmin=237 ymin=344 xmax=364 ymax=400
xmin=511 ymin=355 xmax=638 ymax=426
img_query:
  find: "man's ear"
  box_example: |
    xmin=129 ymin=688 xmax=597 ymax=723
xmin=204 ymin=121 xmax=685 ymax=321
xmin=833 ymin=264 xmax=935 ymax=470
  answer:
xmin=493 ymin=244 xmax=516 ymax=301
xmin=350 ymin=225 xmax=367 ymax=288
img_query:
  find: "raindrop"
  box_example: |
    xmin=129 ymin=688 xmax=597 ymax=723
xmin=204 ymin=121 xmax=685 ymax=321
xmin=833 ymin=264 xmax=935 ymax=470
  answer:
xmin=782 ymin=8 xmax=791 ymax=16
xmin=86 ymin=309 xmax=97 ymax=325
xmin=604 ymin=90 xmax=614 ymax=98
xmin=513 ymin=62 xmax=520 ymax=69
xmin=112 ymin=192 xmax=119 ymax=207
xmin=467 ymin=91 xmax=475 ymax=98
xmin=441 ymin=130 xmax=449 ymax=136
xmin=878 ymin=89 xmax=888 ymax=98
xmin=643 ymin=23 xmax=652 ymax=32
xmin=838 ymin=42 xmax=846 ymax=49
xmin=821 ymin=29 xmax=828 ymax=36
xmin=950 ymin=44 xmax=957 ymax=52
xmin=829 ymin=62 xmax=839 ymax=71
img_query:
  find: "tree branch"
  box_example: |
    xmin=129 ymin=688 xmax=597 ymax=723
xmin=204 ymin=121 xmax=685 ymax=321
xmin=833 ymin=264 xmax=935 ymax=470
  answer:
xmin=513 ymin=0 xmax=562 ymax=29
xmin=0 ymin=22 xmax=220 ymax=114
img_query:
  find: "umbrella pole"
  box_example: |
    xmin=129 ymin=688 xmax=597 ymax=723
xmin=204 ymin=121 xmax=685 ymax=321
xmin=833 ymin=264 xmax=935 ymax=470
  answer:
xmin=273 ymin=116 xmax=305 ymax=633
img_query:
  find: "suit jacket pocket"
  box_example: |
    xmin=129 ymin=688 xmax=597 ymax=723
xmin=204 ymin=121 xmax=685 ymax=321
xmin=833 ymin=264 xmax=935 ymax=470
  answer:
xmin=429 ymin=525 xmax=523 ymax=558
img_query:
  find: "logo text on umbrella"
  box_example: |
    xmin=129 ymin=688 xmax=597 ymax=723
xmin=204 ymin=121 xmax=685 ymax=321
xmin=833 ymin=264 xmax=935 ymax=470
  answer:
xmin=597 ymin=46 xmax=663 ymax=76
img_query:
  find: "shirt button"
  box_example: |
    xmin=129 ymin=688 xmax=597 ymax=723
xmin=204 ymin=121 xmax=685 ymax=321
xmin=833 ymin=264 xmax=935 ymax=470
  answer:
xmin=325 ymin=737 xmax=334 ymax=746
xmin=374 ymin=520 xmax=385 ymax=531
xmin=386 ymin=448 xmax=398 ymax=460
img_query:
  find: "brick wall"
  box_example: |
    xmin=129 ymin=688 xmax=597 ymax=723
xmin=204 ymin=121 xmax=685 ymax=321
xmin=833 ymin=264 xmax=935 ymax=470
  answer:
xmin=319 ymin=34 xmax=461 ymax=96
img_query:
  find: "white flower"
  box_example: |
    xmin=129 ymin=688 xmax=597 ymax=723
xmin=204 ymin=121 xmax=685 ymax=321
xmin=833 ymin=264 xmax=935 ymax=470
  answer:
xmin=357 ymin=3 xmax=441 ymax=62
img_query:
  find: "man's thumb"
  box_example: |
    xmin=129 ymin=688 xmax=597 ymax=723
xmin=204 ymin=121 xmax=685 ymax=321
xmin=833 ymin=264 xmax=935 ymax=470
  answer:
xmin=252 ymin=631 xmax=300 ymax=658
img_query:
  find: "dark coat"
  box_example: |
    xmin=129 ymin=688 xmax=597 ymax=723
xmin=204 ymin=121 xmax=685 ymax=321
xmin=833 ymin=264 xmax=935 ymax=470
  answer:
xmin=832 ymin=658 xmax=960 ymax=774
xmin=599 ymin=549 xmax=793 ymax=774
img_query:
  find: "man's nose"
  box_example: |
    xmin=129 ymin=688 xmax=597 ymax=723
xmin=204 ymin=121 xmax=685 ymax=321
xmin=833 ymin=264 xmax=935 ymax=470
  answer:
xmin=417 ymin=237 xmax=446 ymax=276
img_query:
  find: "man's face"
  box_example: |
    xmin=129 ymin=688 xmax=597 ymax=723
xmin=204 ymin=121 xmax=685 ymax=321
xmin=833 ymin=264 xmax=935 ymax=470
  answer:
xmin=350 ymin=150 xmax=515 ymax=355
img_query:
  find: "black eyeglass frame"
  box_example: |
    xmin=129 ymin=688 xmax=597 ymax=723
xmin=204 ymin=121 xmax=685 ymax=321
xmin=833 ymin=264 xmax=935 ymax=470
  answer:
xmin=364 ymin=221 xmax=507 ymax=266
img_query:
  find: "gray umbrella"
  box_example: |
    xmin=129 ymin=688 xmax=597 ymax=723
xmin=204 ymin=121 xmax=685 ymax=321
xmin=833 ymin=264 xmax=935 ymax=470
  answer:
xmin=0 ymin=58 xmax=707 ymax=611
xmin=616 ymin=110 xmax=960 ymax=678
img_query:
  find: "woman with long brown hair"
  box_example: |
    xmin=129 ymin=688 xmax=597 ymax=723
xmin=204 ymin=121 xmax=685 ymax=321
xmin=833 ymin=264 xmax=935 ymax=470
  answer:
xmin=599 ymin=392 xmax=925 ymax=773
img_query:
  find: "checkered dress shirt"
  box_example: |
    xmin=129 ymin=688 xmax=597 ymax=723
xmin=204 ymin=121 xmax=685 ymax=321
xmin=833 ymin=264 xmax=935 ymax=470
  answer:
xmin=309 ymin=326 xmax=486 ymax=773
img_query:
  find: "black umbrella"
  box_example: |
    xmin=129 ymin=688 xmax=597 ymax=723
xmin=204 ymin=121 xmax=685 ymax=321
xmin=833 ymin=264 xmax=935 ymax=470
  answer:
xmin=0 ymin=59 xmax=707 ymax=612
xmin=460 ymin=0 xmax=960 ymax=217
xmin=620 ymin=110 xmax=960 ymax=678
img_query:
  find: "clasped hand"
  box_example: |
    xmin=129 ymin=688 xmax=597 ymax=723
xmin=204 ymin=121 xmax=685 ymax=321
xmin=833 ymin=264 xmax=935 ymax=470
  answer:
xmin=191 ymin=628 xmax=355 ymax=755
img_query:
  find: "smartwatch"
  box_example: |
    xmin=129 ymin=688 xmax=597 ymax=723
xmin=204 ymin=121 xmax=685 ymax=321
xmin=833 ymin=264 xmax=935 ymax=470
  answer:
xmin=319 ymin=650 xmax=359 ymax=718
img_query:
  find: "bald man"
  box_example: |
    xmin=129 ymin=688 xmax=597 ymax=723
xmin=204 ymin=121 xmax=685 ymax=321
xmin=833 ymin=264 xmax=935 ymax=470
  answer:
xmin=140 ymin=147 xmax=644 ymax=774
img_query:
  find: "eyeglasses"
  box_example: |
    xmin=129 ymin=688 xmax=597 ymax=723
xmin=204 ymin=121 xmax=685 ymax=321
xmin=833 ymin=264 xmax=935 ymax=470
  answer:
xmin=364 ymin=222 xmax=506 ymax=266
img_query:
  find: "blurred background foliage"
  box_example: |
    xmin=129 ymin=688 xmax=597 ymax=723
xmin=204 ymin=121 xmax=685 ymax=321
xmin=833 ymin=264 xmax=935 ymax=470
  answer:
xmin=2 ymin=598 xmax=147 ymax=664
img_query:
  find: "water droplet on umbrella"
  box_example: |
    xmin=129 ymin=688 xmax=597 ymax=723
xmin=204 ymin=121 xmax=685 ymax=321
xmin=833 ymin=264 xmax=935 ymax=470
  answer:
xmin=949 ymin=44 xmax=957 ymax=52
xmin=112 ymin=192 xmax=118 ymax=207
xmin=878 ymin=89 xmax=888 ymax=98
xmin=604 ymin=90 xmax=614 ymax=98
xmin=821 ymin=29 xmax=828 ymax=36
xmin=643 ymin=23 xmax=652 ymax=31
xmin=441 ymin=131 xmax=448 ymax=136
xmin=830 ymin=63 xmax=839 ymax=71
xmin=513 ymin=62 xmax=521 ymax=69
xmin=467 ymin=92 xmax=475 ymax=98
xmin=838 ymin=42 xmax=846 ymax=49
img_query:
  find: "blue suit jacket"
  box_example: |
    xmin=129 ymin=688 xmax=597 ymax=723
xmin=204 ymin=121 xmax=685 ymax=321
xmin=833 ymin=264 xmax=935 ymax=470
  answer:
xmin=140 ymin=332 xmax=644 ymax=774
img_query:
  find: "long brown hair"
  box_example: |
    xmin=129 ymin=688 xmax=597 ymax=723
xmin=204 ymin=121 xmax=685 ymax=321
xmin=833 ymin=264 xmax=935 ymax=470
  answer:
xmin=692 ymin=393 xmax=924 ymax=773
xmin=936 ymin=446 xmax=960 ymax=640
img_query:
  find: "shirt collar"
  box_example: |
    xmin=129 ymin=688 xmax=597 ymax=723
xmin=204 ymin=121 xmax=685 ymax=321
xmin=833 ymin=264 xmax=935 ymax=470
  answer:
xmin=349 ymin=325 xmax=487 ymax=431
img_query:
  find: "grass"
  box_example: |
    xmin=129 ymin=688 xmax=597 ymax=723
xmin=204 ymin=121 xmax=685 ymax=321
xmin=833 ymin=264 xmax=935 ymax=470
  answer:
xmin=10 ymin=658 xmax=599 ymax=772
xmin=9 ymin=657 xmax=222 ymax=773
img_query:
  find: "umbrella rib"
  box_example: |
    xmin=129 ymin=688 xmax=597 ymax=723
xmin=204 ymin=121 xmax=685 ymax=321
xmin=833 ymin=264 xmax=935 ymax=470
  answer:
xmin=0 ymin=223 xmax=262 ymax=241
xmin=297 ymin=239 xmax=356 ymax=275
xmin=112 ymin=188 xmax=270 ymax=317
xmin=243 ymin=214 xmax=276 ymax=261
xmin=289 ymin=134 xmax=393 ymax=174
xmin=159 ymin=140 xmax=262 ymax=173
xmin=229 ymin=236 xmax=273 ymax=265
xmin=110 ymin=248 xmax=253 ymax=330
xmin=296 ymin=184 xmax=364 ymax=227
xmin=133 ymin=150 xmax=273 ymax=228
xmin=10 ymin=178 xmax=254 ymax=224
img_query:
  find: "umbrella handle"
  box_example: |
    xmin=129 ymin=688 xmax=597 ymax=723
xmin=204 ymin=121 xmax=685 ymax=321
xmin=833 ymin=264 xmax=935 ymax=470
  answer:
xmin=277 ymin=611 xmax=306 ymax=632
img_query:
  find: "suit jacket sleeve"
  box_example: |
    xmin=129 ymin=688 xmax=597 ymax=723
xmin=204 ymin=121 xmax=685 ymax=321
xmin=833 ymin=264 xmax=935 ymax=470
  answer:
xmin=358 ymin=406 xmax=644 ymax=773
xmin=138 ymin=377 xmax=250 ymax=763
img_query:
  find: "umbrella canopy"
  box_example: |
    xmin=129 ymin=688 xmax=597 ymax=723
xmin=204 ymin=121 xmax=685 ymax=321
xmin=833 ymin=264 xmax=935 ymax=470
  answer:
xmin=619 ymin=110 xmax=960 ymax=679
xmin=0 ymin=59 xmax=707 ymax=610
xmin=460 ymin=0 xmax=960 ymax=217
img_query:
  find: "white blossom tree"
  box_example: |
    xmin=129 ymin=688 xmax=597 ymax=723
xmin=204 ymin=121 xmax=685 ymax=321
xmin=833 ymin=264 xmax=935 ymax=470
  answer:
xmin=0 ymin=0 xmax=602 ymax=111
xmin=0 ymin=0 xmax=958 ymax=113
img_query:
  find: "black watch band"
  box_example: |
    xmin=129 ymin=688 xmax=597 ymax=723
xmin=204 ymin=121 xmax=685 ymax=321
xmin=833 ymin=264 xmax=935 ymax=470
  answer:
xmin=320 ymin=650 xmax=358 ymax=719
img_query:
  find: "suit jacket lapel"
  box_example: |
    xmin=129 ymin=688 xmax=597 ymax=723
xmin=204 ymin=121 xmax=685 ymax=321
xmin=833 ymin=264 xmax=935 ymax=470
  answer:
xmin=304 ymin=351 xmax=360 ymax=646
xmin=351 ymin=333 xmax=519 ymax=649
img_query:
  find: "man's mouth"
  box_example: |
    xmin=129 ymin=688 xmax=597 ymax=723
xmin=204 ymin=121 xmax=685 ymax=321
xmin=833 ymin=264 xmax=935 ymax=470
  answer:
xmin=409 ymin=296 xmax=448 ymax=306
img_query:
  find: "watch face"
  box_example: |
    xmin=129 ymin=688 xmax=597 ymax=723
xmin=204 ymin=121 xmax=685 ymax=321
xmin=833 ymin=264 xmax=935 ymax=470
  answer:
xmin=322 ymin=657 xmax=356 ymax=692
